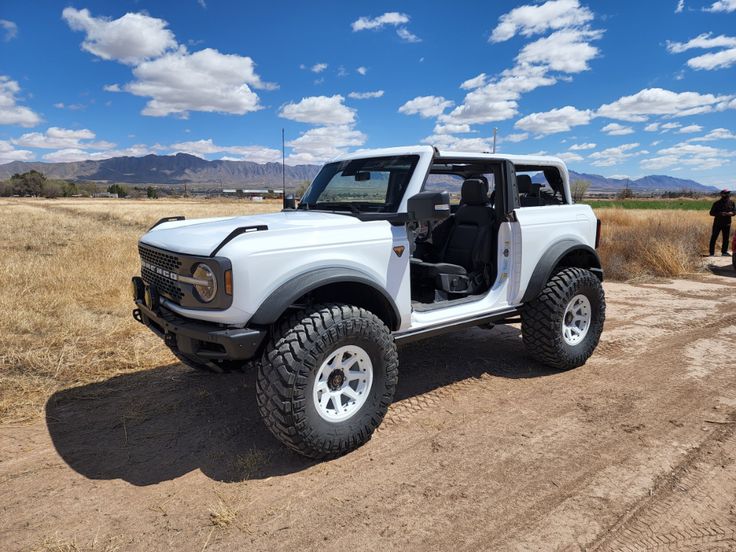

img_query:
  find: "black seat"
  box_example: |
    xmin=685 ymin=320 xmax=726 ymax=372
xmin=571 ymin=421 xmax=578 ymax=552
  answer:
xmin=517 ymin=174 xmax=544 ymax=207
xmin=411 ymin=178 xmax=495 ymax=297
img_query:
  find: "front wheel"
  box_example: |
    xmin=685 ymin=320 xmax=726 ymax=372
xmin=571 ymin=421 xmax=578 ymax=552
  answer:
xmin=521 ymin=267 xmax=605 ymax=370
xmin=256 ymin=304 xmax=398 ymax=459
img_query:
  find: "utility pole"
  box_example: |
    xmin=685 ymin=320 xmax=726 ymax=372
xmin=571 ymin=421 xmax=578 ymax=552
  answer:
xmin=492 ymin=128 xmax=498 ymax=153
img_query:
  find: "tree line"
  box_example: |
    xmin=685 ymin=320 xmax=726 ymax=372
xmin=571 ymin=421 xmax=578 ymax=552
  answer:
xmin=0 ymin=170 xmax=159 ymax=198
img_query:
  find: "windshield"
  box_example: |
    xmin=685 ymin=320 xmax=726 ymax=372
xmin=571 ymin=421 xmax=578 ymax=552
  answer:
xmin=299 ymin=155 xmax=419 ymax=213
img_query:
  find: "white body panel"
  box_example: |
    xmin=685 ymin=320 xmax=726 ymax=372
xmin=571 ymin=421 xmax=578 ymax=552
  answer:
xmin=136 ymin=146 xmax=598 ymax=332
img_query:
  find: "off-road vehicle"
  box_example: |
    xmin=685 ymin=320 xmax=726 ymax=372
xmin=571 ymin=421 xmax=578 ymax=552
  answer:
xmin=132 ymin=146 xmax=605 ymax=458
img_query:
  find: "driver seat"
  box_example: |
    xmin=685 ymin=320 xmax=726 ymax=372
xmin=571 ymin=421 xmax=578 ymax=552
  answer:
xmin=411 ymin=178 xmax=495 ymax=297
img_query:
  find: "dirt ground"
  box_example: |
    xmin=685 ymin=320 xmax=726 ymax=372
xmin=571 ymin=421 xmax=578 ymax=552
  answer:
xmin=1 ymin=258 xmax=735 ymax=552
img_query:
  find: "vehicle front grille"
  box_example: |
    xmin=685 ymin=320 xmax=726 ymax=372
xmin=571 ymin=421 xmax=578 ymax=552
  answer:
xmin=138 ymin=244 xmax=182 ymax=272
xmin=138 ymin=244 xmax=184 ymax=303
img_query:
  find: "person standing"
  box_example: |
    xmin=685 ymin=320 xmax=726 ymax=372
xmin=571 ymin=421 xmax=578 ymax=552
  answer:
xmin=709 ymin=189 xmax=735 ymax=256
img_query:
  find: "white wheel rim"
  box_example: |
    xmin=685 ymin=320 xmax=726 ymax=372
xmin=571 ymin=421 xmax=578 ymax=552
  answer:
xmin=312 ymin=345 xmax=373 ymax=423
xmin=562 ymin=294 xmax=592 ymax=346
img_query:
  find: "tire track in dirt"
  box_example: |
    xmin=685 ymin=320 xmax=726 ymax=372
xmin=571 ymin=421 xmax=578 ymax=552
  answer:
xmin=591 ymin=420 xmax=736 ymax=552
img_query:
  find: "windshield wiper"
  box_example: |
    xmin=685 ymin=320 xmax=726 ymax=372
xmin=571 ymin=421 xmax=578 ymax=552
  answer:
xmin=313 ymin=202 xmax=361 ymax=214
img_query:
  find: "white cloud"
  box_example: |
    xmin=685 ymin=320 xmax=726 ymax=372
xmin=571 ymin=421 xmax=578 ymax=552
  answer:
xmin=442 ymin=3 xmax=601 ymax=127
xmin=396 ymin=28 xmax=421 ymax=43
xmin=279 ymin=95 xmax=355 ymax=125
xmin=505 ymin=132 xmax=529 ymax=143
xmin=352 ymin=12 xmax=409 ymax=31
xmin=661 ymin=122 xmax=681 ymax=131
xmin=63 ymin=8 xmax=276 ymax=119
xmin=557 ymin=151 xmax=583 ymax=162
xmin=704 ymin=0 xmax=736 ymax=12
xmin=356 ymin=66 xmax=368 ymax=76
xmin=62 ymin=7 xmax=176 ymax=65
xmin=569 ymin=142 xmax=596 ymax=150
xmin=0 ymin=19 xmax=18 ymax=42
xmin=666 ymin=33 xmax=736 ymax=53
xmin=399 ymin=96 xmax=454 ymax=118
xmin=0 ymin=140 xmax=33 ymax=163
xmin=0 ymin=76 xmax=42 ymax=127
xmin=690 ymin=128 xmax=736 ymax=141
xmin=41 ymin=144 xmax=157 ymax=163
xmin=347 ymin=90 xmax=384 ymax=100
xmin=678 ymin=124 xmax=703 ymax=133
xmin=675 ymin=0 xmax=685 ymax=13
xmin=460 ymin=73 xmax=487 ymax=90
xmin=516 ymin=28 xmax=602 ymax=73
xmin=687 ymin=48 xmax=736 ymax=70
xmin=515 ymin=106 xmax=593 ymax=135
xmin=602 ymin=122 xmax=634 ymax=136
xmin=422 ymin=134 xmax=493 ymax=152
xmin=310 ymin=63 xmax=328 ymax=73
xmin=644 ymin=123 xmax=660 ymax=132
xmin=103 ymin=83 xmax=121 ymax=92
xmin=589 ymin=143 xmax=640 ymax=167
xmin=286 ymin=125 xmax=366 ymax=164
xmin=640 ymin=141 xmax=731 ymax=170
xmin=596 ymin=88 xmax=733 ymax=122
xmin=126 ymin=47 xmax=274 ymax=117
xmin=169 ymin=138 xmax=281 ymax=163
xmin=490 ymin=0 xmax=594 ymax=42
xmin=433 ymin=123 xmax=472 ymax=134
xmin=667 ymin=33 xmax=736 ymax=71
xmin=13 ymin=127 xmax=107 ymax=149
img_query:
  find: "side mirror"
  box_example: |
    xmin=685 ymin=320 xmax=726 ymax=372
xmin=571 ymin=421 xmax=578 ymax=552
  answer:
xmin=283 ymin=194 xmax=296 ymax=210
xmin=407 ymin=191 xmax=451 ymax=221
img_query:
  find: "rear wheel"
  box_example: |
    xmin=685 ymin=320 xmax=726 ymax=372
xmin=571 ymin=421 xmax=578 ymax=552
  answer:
xmin=256 ymin=304 xmax=398 ymax=459
xmin=521 ymin=267 xmax=605 ymax=370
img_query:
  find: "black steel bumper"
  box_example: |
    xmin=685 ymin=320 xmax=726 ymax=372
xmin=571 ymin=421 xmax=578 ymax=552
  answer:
xmin=133 ymin=301 xmax=267 ymax=362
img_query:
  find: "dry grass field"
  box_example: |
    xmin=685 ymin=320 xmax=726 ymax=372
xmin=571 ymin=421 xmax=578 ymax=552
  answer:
xmin=0 ymin=198 xmax=280 ymax=423
xmin=0 ymin=198 xmax=716 ymax=424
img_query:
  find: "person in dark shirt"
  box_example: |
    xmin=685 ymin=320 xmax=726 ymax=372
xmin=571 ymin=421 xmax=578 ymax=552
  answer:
xmin=709 ymin=189 xmax=735 ymax=256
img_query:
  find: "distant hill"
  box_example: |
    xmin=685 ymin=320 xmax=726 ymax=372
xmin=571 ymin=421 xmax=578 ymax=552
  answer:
xmin=565 ymin=170 xmax=718 ymax=194
xmin=0 ymin=153 xmax=320 ymax=190
xmin=0 ymin=153 xmax=719 ymax=193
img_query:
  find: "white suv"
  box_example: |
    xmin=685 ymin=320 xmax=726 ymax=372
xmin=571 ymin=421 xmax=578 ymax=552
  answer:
xmin=132 ymin=145 xmax=605 ymax=458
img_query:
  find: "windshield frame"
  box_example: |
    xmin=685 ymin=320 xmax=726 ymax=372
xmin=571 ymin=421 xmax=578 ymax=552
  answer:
xmin=299 ymin=155 xmax=420 ymax=214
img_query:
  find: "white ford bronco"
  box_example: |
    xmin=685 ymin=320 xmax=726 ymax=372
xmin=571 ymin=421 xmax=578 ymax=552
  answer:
xmin=132 ymin=145 xmax=605 ymax=458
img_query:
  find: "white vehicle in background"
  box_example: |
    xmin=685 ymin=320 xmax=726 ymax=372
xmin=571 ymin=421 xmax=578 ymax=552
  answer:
xmin=132 ymin=145 xmax=605 ymax=458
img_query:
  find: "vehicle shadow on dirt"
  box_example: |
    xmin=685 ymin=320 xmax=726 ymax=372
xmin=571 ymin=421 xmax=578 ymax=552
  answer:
xmin=46 ymin=325 xmax=554 ymax=486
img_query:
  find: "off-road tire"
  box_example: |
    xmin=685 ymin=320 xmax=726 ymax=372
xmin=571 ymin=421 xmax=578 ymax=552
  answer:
xmin=171 ymin=349 xmax=247 ymax=373
xmin=521 ymin=267 xmax=605 ymax=370
xmin=256 ymin=304 xmax=398 ymax=459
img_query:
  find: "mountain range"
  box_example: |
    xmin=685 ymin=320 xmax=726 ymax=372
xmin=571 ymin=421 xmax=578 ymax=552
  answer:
xmin=0 ymin=153 xmax=719 ymax=193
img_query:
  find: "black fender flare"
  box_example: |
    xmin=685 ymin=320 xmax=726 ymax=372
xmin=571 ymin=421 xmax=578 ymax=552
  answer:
xmin=249 ymin=267 xmax=401 ymax=329
xmin=521 ymin=240 xmax=603 ymax=303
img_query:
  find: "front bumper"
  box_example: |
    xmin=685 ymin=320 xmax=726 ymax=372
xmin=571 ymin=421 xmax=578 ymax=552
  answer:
xmin=133 ymin=301 xmax=267 ymax=363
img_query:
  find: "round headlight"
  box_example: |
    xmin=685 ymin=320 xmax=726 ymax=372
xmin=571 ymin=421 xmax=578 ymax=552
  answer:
xmin=193 ymin=263 xmax=217 ymax=303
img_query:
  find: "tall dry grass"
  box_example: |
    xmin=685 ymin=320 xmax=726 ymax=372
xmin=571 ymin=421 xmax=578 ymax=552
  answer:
xmin=596 ymin=208 xmax=711 ymax=280
xmin=0 ymin=198 xmax=280 ymax=422
xmin=0 ymin=199 xmax=715 ymax=422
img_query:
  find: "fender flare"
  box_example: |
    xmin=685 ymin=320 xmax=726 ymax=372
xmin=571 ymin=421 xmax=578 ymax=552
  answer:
xmin=249 ymin=267 xmax=401 ymax=329
xmin=521 ymin=240 xmax=603 ymax=303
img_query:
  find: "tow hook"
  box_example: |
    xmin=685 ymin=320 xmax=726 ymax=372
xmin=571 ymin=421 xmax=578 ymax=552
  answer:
xmin=164 ymin=332 xmax=177 ymax=350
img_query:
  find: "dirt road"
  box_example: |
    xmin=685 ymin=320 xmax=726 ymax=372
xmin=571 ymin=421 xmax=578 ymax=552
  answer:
xmin=2 ymin=259 xmax=735 ymax=551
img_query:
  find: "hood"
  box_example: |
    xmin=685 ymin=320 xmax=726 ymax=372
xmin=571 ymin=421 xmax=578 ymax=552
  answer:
xmin=140 ymin=210 xmax=364 ymax=256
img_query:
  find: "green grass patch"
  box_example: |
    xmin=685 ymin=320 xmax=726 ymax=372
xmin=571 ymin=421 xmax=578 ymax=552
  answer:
xmin=583 ymin=199 xmax=713 ymax=210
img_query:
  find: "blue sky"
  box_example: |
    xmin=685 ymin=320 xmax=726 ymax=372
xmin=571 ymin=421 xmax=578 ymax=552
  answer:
xmin=0 ymin=0 xmax=735 ymax=185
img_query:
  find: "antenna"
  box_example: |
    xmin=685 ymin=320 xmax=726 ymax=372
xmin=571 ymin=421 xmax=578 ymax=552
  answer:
xmin=492 ymin=128 xmax=498 ymax=154
xmin=281 ymin=128 xmax=286 ymax=199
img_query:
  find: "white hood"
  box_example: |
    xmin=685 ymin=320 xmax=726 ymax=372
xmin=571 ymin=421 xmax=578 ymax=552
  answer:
xmin=140 ymin=210 xmax=364 ymax=256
